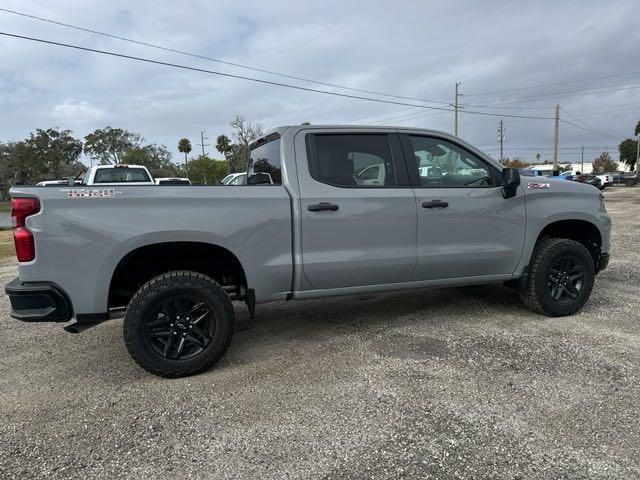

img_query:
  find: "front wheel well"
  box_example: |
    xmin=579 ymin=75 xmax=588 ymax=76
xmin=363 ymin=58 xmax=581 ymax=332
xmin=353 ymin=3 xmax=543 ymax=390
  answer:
xmin=108 ymin=242 xmax=247 ymax=309
xmin=536 ymin=220 xmax=602 ymax=268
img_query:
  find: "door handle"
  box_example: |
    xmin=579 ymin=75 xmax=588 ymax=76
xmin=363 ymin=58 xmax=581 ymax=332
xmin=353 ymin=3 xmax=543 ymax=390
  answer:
xmin=308 ymin=202 xmax=339 ymax=212
xmin=421 ymin=200 xmax=449 ymax=209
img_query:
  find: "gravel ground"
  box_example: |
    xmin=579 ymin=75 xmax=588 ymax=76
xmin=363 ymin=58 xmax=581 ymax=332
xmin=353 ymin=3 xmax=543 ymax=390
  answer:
xmin=1 ymin=188 xmax=639 ymax=479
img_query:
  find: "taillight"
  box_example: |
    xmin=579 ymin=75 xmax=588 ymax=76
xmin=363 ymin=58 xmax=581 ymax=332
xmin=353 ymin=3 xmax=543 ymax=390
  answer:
xmin=11 ymin=197 xmax=40 ymax=262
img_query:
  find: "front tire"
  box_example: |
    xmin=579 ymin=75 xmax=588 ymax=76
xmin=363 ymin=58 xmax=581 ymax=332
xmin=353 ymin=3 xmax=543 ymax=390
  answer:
xmin=123 ymin=271 xmax=235 ymax=378
xmin=520 ymin=238 xmax=595 ymax=317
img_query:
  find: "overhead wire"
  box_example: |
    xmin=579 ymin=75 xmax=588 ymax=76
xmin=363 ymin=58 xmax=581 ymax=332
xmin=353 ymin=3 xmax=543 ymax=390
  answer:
xmin=0 ymin=31 xmax=558 ymax=121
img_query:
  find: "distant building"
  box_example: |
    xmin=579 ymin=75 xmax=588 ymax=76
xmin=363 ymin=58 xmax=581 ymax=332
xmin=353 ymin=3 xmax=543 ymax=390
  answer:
xmin=525 ymin=162 xmax=632 ymax=175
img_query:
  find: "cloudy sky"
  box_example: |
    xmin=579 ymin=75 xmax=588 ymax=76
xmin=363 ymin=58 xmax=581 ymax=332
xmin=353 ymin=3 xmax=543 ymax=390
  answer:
xmin=0 ymin=0 xmax=639 ymax=167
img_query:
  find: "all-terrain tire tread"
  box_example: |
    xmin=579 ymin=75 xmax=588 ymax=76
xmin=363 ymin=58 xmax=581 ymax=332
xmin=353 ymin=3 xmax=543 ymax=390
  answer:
xmin=520 ymin=237 xmax=594 ymax=316
xmin=123 ymin=271 xmax=234 ymax=378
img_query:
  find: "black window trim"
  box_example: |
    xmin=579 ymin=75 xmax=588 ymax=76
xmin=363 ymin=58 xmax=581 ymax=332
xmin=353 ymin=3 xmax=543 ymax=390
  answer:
xmin=399 ymin=133 xmax=502 ymax=189
xmin=305 ymin=132 xmax=411 ymax=189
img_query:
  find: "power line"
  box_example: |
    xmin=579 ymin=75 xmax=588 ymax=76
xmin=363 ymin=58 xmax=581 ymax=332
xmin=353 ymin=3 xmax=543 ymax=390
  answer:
xmin=471 ymin=84 xmax=640 ymax=105
xmin=560 ymin=107 xmax=624 ymax=141
xmin=0 ymin=7 xmax=453 ymax=106
xmin=464 ymin=70 xmax=640 ymax=97
xmin=0 ymin=31 xmax=558 ymax=121
xmin=560 ymin=119 xmax=623 ymax=141
xmin=458 ymin=102 xmax=552 ymax=110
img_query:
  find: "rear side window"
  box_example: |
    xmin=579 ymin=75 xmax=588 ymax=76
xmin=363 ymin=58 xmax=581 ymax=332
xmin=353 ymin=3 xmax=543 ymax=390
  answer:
xmin=308 ymin=134 xmax=396 ymax=187
xmin=94 ymin=168 xmax=151 ymax=183
xmin=247 ymin=137 xmax=281 ymax=185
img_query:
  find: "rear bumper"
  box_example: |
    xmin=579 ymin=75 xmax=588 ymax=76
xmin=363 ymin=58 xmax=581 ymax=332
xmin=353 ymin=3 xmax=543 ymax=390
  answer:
xmin=5 ymin=277 xmax=72 ymax=322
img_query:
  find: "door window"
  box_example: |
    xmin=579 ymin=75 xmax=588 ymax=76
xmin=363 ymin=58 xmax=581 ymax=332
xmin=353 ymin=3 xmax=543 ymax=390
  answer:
xmin=408 ymin=136 xmax=495 ymax=188
xmin=247 ymin=136 xmax=282 ymax=185
xmin=308 ymin=134 xmax=396 ymax=187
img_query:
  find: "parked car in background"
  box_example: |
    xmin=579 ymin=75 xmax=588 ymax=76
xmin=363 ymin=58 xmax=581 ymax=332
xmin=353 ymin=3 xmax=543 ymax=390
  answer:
xmin=220 ymin=172 xmax=245 ymax=185
xmin=569 ymin=174 xmax=602 ymax=190
xmin=221 ymin=172 xmax=274 ymax=185
xmin=227 ymin=173 xmax=247 ymax=185
xmin=610 ymin=171 xmax=638 ymax=186
xmin=81 ymin=165 xmax=155 ymax=186
xmin=156 ymin=177 xmax=192 ymax=185
xmin=595 ymin=174 xmax=612 ymax=189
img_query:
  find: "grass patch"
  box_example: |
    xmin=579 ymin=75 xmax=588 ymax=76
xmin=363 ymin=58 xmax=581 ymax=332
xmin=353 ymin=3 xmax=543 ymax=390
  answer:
xmin=0 ymin=201 xmax=10 ymax=213
xmin=0 ymin=229 xmax=14 ymax=260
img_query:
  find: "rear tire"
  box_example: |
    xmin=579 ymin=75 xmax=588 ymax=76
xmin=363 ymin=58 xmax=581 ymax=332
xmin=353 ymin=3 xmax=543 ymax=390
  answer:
xmin=520 ymin=238 xmax=595 ymax=317
xmin=123 ymin=271 xmax=234 ymax=378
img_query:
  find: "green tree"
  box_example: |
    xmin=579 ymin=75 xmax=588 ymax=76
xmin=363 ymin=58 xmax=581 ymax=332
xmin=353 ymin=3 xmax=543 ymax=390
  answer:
xmin=215 ymin=135 xmax=232 ymax=156
xmin=122 ymin=144 xmax=173 ymax=170
xmin=187 ymin=155 xmax=228 ymax=184
xmin=501 ymin=157 xmax=528 ymax=169
xmin=592 ymin=152 xmax=618 ymax=174
xmin=178 ymin=138 xmax=192 ymax=173
xmin=84 ymin=127 xmax=143 ymax=165
xmin=618 ymin=120 xmax=640 ymax=171
xmin=24 ymin=128 xmax=83 ymax=179
xmin=1 ymin=141 xmax=39 ymax=185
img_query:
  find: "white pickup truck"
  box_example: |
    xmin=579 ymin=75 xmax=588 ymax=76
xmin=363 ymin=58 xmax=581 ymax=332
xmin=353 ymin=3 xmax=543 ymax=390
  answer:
xmin=81 ymin=164 xmax=155 ymax=185
xmin=6 ymin=125 xmax=611 ymax=377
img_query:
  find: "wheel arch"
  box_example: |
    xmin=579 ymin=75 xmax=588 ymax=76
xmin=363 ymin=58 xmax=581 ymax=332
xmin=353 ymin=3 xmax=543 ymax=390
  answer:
xmin=108 ymin=240 xmax=248 ymax=309
xmin=534 ymin=219 xmax=602 ymax=269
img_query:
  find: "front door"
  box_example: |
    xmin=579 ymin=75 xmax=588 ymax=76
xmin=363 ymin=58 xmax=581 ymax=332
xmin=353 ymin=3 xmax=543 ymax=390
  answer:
xmin=298 ymin=131 xmax=417 ymax=289
xmin=401 ymin=133 xmax=526 ymax=280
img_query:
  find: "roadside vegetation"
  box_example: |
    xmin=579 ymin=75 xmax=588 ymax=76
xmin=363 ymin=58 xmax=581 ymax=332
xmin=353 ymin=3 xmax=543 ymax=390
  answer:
xmin=0 ymin=229 xmax=14 ymax=260
xmin=0 ymin=114 xmax=264 ymax=197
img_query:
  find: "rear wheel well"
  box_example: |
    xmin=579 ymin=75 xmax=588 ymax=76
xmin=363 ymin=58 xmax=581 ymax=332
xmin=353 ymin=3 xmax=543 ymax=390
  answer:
xmin=536 ymin=220 xmax=602 ymax=268
xmin=108 ymin=242 xmax=247 ymax=309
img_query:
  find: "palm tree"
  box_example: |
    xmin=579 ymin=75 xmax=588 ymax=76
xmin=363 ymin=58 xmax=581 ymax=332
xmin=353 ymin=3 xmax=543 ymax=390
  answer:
xmin=178 ymin=138 xmax=192 ymax=175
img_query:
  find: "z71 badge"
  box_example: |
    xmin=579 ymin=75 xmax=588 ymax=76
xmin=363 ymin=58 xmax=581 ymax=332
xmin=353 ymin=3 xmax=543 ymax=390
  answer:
xmin=63 ymin=188 xmax=122 ymax=198
xmin=527 ymin=182 xmax=550 ymax=189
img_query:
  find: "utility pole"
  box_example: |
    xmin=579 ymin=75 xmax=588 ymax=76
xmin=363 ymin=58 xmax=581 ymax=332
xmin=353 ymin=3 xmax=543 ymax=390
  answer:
xmin=498 ymin=119 xmax=505 ymax=162
xmin=454 ymin=82 xmax=462 ymax=136
xmin=552 ymin=104 xmax=560 ymax=170
xmin=581 ymin=146 xmax=584 ymax=174
xmin=198 ymin=130 xmax=210 ymax=157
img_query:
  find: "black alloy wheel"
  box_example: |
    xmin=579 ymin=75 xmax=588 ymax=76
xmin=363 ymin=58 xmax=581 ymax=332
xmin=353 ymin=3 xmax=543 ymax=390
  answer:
xmin=123 ymin=271 xmax=235 ymax=377
xmin=145 ymin=296 xmax=215 ymax=361
xmin=547 ymin=256 xmax=586 ymax=304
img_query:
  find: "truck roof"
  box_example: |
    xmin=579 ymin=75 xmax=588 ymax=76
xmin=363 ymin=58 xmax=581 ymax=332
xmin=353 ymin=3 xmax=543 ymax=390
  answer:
xmin=253 ymin=125 xmax=456 ymax=148
xmin=90 ymin=164 xmax=148 ymax=169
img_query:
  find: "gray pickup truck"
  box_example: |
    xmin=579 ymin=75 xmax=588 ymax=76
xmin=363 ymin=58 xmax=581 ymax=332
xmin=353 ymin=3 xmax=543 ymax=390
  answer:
xmin=6 ymin=125 xmax=611 ymax=377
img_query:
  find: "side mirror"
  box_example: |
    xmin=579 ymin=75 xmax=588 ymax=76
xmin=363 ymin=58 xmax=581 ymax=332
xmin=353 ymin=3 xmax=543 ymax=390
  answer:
xmin=502 ymin=168 xmax=521 ymax=199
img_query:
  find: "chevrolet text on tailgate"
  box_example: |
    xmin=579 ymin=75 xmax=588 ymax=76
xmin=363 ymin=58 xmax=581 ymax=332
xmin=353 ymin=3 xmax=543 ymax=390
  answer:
xmin=5 ymin=126 xmax=611 ymax=377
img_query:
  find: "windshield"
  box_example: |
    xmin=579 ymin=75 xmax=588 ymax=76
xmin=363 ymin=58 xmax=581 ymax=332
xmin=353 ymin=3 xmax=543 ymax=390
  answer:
xmin=93 ymin=168 xmax=151 ymax=183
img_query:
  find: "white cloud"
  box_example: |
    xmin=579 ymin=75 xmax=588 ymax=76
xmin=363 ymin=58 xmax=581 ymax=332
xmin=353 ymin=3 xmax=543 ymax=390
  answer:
xmin=51 ymin=99 xmax=106 ymax=122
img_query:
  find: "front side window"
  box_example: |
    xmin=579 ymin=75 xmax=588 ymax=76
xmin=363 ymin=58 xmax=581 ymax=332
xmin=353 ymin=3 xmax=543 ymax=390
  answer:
xmin=247 ymin=137 xmax=281 ymax=185
xmin=409 ymin=136 xmax=494 ymax=188
xmin=308 ymin=134 xmax=395 ymax=187
xmin=94 ymin=167 xmax=151 ymax=183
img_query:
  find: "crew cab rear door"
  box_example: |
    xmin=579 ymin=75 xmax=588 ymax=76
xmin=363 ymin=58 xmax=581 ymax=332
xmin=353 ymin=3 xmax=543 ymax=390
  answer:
xmin=399 ymin=132 xmax=526 ymax=280
xmin=296 ymin=129 xmax=417 ymax=290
